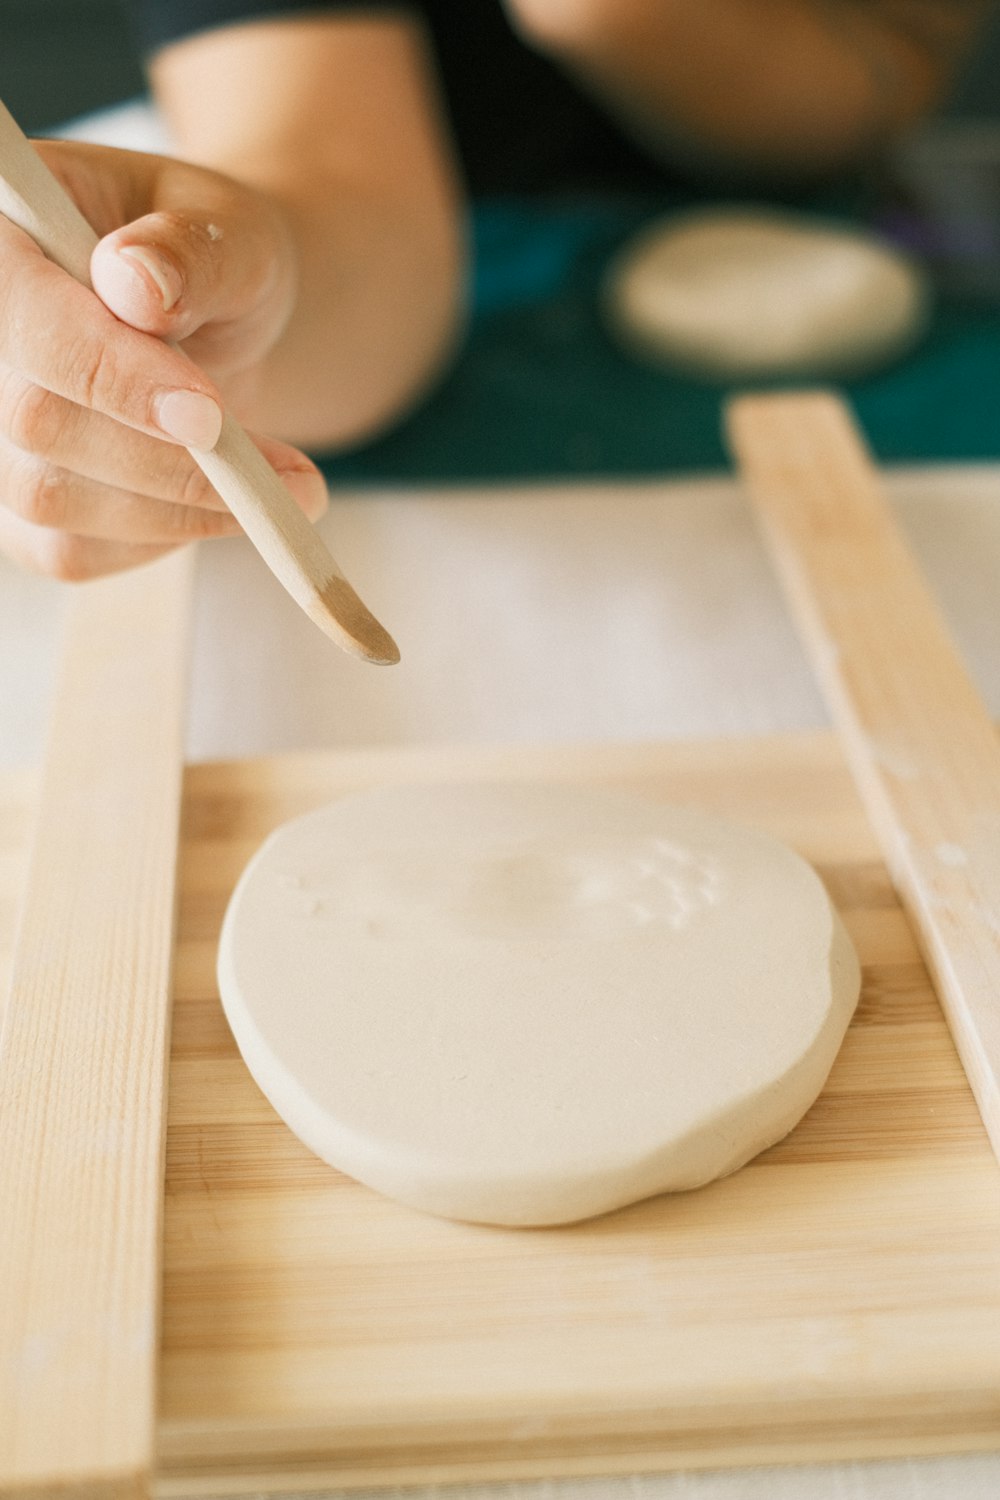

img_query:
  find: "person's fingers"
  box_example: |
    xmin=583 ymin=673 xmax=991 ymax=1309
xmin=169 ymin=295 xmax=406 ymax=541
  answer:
xmin=0 ymin=365 xmax=227 ymax=510
xmin=27 ymin=141 xmax=295 ymax=382
xmin=92 ymin=205 xmax=294 ymax=365
xmin=0 ymin=215 xmax=224 ymax=451
xmin=0 ymin=140 xmax=326 ymax=572
xmin=0 ymin=437 xmax=326 ymax=542
xmin=89 ymin=165 xmax=295 ymax=375
xmin=0 ymin=437 xmax=243 ymax=544
xmin=0 ymin=503 xmax=179 ymax=582
xmin=0 ymin=366 xmax=329 ymax=521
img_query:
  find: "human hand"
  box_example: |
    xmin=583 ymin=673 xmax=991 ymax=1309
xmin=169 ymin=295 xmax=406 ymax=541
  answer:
xmin=0 ymin=138 xmax=328 ymax=580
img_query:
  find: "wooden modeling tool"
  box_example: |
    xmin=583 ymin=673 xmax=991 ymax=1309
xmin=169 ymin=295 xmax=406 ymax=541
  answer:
xmin=727 ymin=390 xmax=1000 ymax=1168
xmin=0 ymin=551 xmax=193 ymax=1497
xmin=0 ymin=98 xmax=399 ymax=665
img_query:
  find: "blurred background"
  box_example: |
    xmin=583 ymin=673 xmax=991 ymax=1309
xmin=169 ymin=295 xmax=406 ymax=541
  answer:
xmin=1 ymin=0 xmax=144 ymax=131
xmin=2 ymin=0 xmax=999 ymax=135
xmin=5 ymin=0 xmax=1000 ymax=482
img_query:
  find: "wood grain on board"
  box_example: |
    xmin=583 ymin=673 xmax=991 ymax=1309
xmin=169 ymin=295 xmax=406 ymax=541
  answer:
xmin=728 ymin=391 xmax=1000 ymax=1170
xmin=4 ymin=733 xmax=992 ymax=1492
xmin=0 ymin=551 xmax=193 ymax=1498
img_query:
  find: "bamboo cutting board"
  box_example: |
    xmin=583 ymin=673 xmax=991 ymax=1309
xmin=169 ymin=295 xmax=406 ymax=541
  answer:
xmin=4 ymin=730 xmax=999 ymax=1491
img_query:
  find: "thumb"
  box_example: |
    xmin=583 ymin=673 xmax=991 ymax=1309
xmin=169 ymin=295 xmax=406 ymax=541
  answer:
xmin=89 ymin=197 xmax=294 ymax=356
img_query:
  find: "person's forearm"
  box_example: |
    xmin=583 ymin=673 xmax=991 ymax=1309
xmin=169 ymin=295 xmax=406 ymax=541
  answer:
xmin=510 ymin=0 xmax=990 ymax=181
xmin=150 ymin=15 xmax=465 ymax=452
xmin=211 ymin=154 xmax=464 ymax=451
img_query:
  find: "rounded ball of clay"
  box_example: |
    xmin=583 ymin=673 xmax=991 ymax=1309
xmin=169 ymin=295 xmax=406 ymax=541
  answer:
xmin=605 ymin=207 xmax=927 ymax=379
xmin=218 ymin=781 xmax=860 ymax=1226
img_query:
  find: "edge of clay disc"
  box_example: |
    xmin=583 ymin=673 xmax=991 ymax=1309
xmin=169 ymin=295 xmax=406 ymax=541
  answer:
xmin=216 ymin=793 xmax=861 ymax=1227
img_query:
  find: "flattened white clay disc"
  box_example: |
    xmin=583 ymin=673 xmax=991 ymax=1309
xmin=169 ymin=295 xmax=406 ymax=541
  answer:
xmin=217 ymin=782 xmax=860 ymax=1226
xmin=605 ymin=207 xmax=927 ymax=379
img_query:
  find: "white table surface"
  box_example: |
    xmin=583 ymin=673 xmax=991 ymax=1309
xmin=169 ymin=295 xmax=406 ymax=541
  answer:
xmin=5 ymin=463 xmax=1000 ymax=769
xmin=4 ymin=465 xmax=1000 ymax=1498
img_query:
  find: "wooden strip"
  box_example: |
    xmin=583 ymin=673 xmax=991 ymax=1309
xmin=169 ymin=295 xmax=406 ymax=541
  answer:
xmin=726 ymin=390 xmax=1000 ymax=1167
xmin=0 ymin=551 xmax=194 ymax=1497
xmin=5 ymin=727 xmax=1000 ymax=1482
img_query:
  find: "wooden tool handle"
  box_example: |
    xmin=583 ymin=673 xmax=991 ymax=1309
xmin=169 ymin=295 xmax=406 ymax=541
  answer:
xmin=0 ymin=98 xmax=398 ymax=665
xmin=0 ymin=552 xmax=193 ymax=1497
xmin=727 ymin=390 xmax=1000 ymax=1165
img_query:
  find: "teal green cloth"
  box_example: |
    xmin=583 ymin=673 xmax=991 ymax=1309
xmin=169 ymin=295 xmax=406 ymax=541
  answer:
xmin=323 ymin=196 xmax=1000 ymax=486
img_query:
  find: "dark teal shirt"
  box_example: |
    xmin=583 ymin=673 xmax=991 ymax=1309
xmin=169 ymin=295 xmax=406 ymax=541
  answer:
xmin=131 ymin=0 xmax=680 ymax=195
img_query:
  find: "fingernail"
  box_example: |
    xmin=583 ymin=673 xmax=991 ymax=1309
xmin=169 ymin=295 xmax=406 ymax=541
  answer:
xmin=118 ymin=245 xmax=183 ymax=312
xmin=281 ymin=469 xmax=329 ymax=522
xmin=156 ymin=390 xmax=223 ymax=451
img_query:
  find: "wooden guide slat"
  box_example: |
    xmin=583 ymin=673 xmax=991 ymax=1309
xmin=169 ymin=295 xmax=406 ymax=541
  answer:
xmin=727 ymin=391 xmax=1000 ymax=1167
xmin=0 ymin=551 xmax=193 ymax=1497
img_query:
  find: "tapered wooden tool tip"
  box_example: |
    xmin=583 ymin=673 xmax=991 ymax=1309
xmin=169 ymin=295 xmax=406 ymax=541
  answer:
xmin=312 ymin=575 xmax=400 ymax=665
